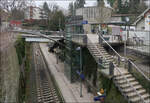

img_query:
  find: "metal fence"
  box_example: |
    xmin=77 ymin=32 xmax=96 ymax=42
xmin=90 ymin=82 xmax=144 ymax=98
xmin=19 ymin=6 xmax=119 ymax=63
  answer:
xmin=122 ymin=30 xmax=150 ymax=46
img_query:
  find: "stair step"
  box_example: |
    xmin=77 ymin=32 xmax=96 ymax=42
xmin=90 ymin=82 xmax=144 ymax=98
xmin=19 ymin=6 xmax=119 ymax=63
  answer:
xmin=97 ymin=47 xmax=105 ymax=50
xmin=97 ymin=45 xmax=104 ymax=48
xmin=123 ymin=85 xmax=142 ymax=93
xmin=106 ymin=55 xmax=113 ymax=58
xmin=143 ymin=94 xmax=150 ymax=100
xmin=127 ymin=89 xmax=146 ymax=97
xmin=106 ymin=59 xmax=113 ymax=62
xmin=93 ymin=54 xmax=102 ymax=56
xmin=99 ymin=49 xmax=106 ymax=51
xmin=120 ymin=81 xmax=139 ymax=88
xmin=88 ymin=45 xmax=95 ymax=47
xmin=114 ymin=74 xmax=132 ymax=80
xmin=116 ymin=78 xmax=135 ymax=84
xmin=101 ymin=52 xmax=108 ymax=55
xmin=98 ymin=48 xmax=106 ymax=51
xmin=104 ymin=65 xmax=109 ymax=68
xmin=90 ymin=49 xmax=98 ymax=52
xmin=130 ymin=93 xmax=150 ymax=103
xmin=92 ymin=52 xmax=100 ymax=54
xmin=104 ymin=62 xmax=109 ymax=65
xmin=145 ymin=98 xmax=150 ymax=103
xmin=115 ymin=72 xmax=130 ymax=76
xmin=96 ymin=55 xmax=103 ymax=58
xmin=89 ymin=48 xmax=97 ymax=51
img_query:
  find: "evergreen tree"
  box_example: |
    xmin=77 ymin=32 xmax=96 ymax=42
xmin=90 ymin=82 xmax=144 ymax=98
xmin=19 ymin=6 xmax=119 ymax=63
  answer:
xmin=68 ymin=2 xmax=74 ymax=15
xmin=11 ymin=8 xmax=25 ymax=20
xmin=49 ymin=10 xmax=65 ymax=31
xmin=43 ymin=2 xmax=50 ymax=19
xmin=107 ymin=0 xmax=116 ymax=7
xmin=116 ymin=0 xmax=147 ymax=14
xmin=75 ymin=0 xmax=85 ymax=9
xmin=97 ymin=0 xmax=104 ymax=6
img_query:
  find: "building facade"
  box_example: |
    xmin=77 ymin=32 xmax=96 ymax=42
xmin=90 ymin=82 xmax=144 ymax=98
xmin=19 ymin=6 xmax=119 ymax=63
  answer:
xmin=133 ymin=7 xmax=150 ymax=31
xmin=24 ymin=6 xmax=42 ymax=20
xmin=76 ymin=6 xmax=112 ymax=34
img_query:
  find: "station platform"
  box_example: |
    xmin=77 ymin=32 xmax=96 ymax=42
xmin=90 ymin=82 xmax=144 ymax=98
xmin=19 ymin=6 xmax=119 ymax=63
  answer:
xmin=39 ymin=43 xmax=98 ymax=103
xmin=127 ymin=46 xmax=150 ymax=56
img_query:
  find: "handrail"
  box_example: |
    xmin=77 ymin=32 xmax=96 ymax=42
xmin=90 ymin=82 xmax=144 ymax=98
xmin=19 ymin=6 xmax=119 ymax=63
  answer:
xmin=87 ymin=36 xmax=108 ymax=65
xmin=134 ymin=33 xmax=143 ymax=41
xmin=97 ymin=31 xmax=148 ymax=102
xmin=97 ymin=31 xmax=150 ymax=82
xmin=129 ymin=60 xmax=150 ymax=81
xmin=98 ymin=32 xmax=122 ymax=59
xmin=115 ymin=67 xmax=146 ymax=103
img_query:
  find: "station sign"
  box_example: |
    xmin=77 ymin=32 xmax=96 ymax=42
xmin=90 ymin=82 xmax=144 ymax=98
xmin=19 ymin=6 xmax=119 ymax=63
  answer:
xmin=82 ymin=20 xmax=88 ymax=24
xmin=76 ymin=70 xmax=85 ymax=80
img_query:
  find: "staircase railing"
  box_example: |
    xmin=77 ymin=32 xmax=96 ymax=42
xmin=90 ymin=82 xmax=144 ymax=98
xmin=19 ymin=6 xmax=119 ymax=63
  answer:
xmin=86 ymin=36 xmax=108 ymax=68
xmin=97 ymin=31 xmax=150 ymax=82
xmin=71 ymin=34 xmax=87 ymax=45
xmin=85 ymin=32 xmax=146 ymax=103
xmin=97 ymin=32 xmax=149 ymax=103
xmin=115 ymin=67 xmax=147 ymax=103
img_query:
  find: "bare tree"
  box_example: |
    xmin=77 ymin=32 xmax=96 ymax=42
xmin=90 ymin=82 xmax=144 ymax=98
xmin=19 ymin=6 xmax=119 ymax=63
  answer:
xmin=0 ymin=0 xmax=31 ymax=20
xmin=0 ymin=0 xmax=29 ymax=12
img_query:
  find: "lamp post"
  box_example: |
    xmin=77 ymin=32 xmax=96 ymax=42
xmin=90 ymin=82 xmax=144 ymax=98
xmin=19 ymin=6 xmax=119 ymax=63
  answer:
xmin=76 ymin=46 xmax=83 ymax=97
xmin=124 ymin=17 xmax=130 ymax=57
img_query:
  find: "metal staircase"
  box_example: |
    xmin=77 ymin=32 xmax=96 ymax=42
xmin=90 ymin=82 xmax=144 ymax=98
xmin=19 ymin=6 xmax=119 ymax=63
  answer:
xmin=86 ymin=34 xmax=150 ymax=103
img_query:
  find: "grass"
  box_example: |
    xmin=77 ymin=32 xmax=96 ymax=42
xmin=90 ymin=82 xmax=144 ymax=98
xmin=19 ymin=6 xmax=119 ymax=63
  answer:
xmin=98 ymin=73 xmax=127 ymax=103
xmin=24 ymin=43 xmax=32 ymax=102
xmin=15 ymin=37 xmax=32 ymax=103
xmin=15 ymin=35 xmax=25 ymax=65
xmin=130 ymin=68 xmax=150 ymax=94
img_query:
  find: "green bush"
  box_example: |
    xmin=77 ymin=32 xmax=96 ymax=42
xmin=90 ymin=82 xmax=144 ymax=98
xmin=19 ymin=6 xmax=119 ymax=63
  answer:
xmin=15 ymin=35 xmax=25 ymax=65
xmin=130 ymin=69 xmax=150 ymax=94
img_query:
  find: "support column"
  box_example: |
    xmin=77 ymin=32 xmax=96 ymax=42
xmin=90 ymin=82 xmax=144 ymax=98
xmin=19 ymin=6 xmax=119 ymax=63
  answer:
xmin=109 ymin=62 xmax=114 ymax=76
xmin=128 ymin=60 xmax=132 ymax=72
xmin=117 ymin=56 xmax=120 ymax=66
xmin=99 ymin=32 xmax=103 ymax=44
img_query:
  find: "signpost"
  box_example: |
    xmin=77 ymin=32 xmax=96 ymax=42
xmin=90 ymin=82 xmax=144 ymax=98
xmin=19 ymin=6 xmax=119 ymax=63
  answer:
xmin=76 ymin=70 xmax=85 ymax=80
xmin=82 ymin=20 xmax=88 ymax=24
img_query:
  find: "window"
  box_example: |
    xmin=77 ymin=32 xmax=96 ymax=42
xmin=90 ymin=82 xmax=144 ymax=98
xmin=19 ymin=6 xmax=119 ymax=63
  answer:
xmin=141 ymin=27 xmax=145 ymax=30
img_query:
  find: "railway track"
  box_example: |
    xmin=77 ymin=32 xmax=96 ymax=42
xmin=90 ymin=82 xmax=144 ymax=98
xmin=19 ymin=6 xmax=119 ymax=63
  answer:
xmin=33 ymin=43 xmax=63 ymax=103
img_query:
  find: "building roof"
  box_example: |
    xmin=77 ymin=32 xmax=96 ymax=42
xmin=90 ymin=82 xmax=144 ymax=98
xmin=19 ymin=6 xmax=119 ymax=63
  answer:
xmin=133 ymin=7 xmax=150 ymax=25
xmin=111 ymin=14 xmax=134 ymax=17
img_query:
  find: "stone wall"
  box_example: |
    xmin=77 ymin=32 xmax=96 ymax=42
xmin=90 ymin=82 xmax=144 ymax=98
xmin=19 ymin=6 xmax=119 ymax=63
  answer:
xmin=0 ymin=32 xmax=20 ymax=103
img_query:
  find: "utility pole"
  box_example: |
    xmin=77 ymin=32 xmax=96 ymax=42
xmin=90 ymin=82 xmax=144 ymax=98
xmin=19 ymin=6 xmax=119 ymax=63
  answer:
xmin=124 ymin=26 xmax=127 ymax=57
xmin=80 ymin=47 xmax=83 ymax=97
xmin=124 ymin=17 xmax=130 ymax=57
xmin=76 ymin=46 xmax=83 ymax=97
xmin=59 ymin=18 xmax=61 ymax=31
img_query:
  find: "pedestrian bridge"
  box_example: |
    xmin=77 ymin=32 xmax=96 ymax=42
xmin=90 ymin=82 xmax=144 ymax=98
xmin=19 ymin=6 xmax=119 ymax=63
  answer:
xmin=12 ymin=29 xmax=64 ymax=42
xmin=21 ymin=34 xmax=64 ymax=42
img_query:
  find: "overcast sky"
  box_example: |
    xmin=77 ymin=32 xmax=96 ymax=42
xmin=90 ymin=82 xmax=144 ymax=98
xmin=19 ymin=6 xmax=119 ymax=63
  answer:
xmin=34 ymin=0 xmax=97 ymax=10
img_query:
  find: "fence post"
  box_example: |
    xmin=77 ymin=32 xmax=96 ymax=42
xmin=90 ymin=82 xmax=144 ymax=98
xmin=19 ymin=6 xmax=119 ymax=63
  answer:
xmin=117 ymin=56 xmax=120 ymax=66
xmin=128 ymin=60 xmax=132 ymax=72
xmin=109 ymin=62 xmax=114 ymax=76
xmin=99 ymin=32 xmax=103 ymax=44
xmin=124 ymin=58 xmax=127 ymax=69
xmin=83 ymin=35 xmax=87 ymax=45
xmin=99 ymin=57 xmax=102 ymax=65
